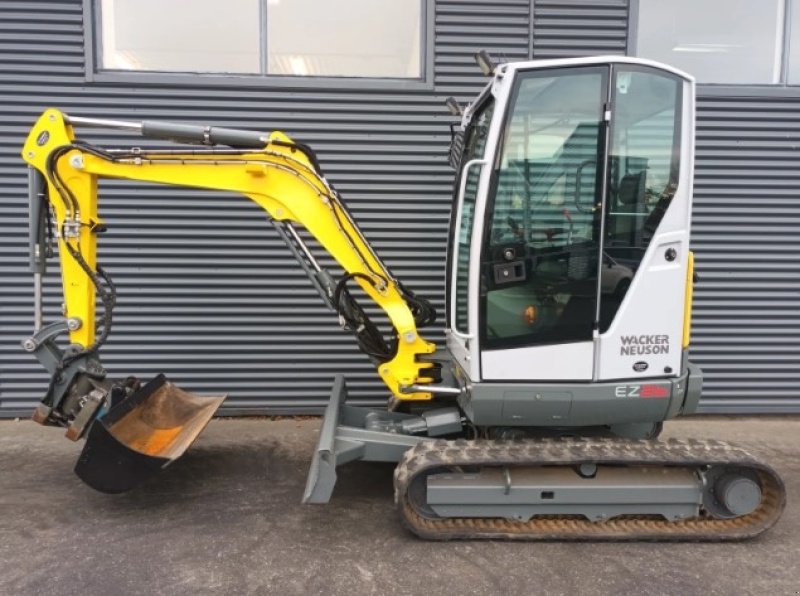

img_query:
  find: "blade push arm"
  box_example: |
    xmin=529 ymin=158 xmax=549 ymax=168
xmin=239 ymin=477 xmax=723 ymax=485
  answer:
xmin=22 ymin=109 xmax=437 ymax=403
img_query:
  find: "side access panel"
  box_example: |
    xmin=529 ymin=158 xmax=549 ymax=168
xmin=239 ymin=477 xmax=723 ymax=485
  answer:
xmin=458 ymin=370 xmax=695 ymax=427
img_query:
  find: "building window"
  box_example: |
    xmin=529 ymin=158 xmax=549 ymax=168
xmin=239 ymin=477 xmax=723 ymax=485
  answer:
xmin=788 ymin=5 xmax=800 ymax=82
xmin=635 ymin=0 xmax=786 ymax=85
xmin=98 ymin=0 xmax=424 ymax=79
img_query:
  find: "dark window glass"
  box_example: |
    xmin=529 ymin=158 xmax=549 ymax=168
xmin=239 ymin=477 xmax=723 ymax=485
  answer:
xmin=482 ymin=67 xmax=607 ymax=349
xmin=599 ymin=68 xmax=682 ymax=332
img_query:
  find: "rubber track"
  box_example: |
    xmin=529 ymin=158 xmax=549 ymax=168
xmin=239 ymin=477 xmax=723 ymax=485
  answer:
xmin=394 ymin=437 xmax=786 ymax=541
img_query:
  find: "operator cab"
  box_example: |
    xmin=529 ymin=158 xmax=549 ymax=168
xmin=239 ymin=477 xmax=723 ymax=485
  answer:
xmin=446 ymin=56 xmax=695 ymax=384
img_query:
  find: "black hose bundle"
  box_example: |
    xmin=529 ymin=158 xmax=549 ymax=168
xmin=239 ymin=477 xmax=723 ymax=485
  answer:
xmin=42 ymin=144 xmax=118 ymax=408
xmin=332 ymin=274 xmax=436 ymax=364
xmin=333 ymin=273 xmax=393 ymax=362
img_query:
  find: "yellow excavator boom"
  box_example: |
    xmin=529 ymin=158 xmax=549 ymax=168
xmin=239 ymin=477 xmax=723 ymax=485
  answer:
xmin=22 ymin=108 xmax=437 ymax=403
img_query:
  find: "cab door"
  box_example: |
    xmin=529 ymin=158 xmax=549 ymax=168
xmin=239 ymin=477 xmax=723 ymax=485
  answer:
xmin=478 ymin=65 xmax=609 ymax=381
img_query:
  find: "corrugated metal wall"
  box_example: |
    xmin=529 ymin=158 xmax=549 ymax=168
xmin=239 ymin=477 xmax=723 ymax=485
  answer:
xmin=532 ymin=0 xmax=628 ymax=58
xmin=691 ymin=95 xmax=800 ymax=412
xmin=1 ymin=0 xmax=796 ymax=416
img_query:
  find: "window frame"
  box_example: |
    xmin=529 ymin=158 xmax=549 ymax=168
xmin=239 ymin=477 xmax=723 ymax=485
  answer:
xmin=628 ymin=0 xmax=800 ymax=97
xmin=83 ymin=0 xmax=435 ymax=90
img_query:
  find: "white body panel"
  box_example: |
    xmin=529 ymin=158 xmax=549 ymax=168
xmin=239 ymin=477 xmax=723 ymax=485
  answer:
xmin=596 ymin=78 xmax=695 ymax=380
xmin=482 ymin=341 xmax=594 ymax=381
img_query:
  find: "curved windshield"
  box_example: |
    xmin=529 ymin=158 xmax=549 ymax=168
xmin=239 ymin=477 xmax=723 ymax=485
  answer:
xmin=452 ymin=98 xmax=495 ymax=335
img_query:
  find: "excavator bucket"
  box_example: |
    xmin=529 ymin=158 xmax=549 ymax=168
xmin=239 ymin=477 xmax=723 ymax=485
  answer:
xmin=74 ymin=374 xmax=225 ymax=493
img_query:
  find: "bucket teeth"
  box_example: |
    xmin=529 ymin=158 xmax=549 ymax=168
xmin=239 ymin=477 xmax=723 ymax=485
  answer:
xmin=74 ymin=374 xmax=226 ymax=493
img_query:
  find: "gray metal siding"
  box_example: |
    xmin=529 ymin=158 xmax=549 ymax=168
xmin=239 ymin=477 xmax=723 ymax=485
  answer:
xmin=691 ymin=94 xmax=800 ymax=413
xmin=2 ymin=0 xmax=797 ymax=416
xmin=532 ymin=0 xmax=628 ymax=58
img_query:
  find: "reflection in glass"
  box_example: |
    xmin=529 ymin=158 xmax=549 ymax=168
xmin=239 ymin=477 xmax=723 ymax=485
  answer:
xmin=101 ymin=0 xmax=262 ymax=74
xmin=600 ymin=68 xmax=681 ymax=332
xmin=636 ymin=0 xmax=782 ymax=84
xmin=101 ymin=0 xmax=423 ymax=78
xmin=268 ymin=0 xmax=422 ymax=78
xmin=483 ymin=67 xmax=606 ymax=348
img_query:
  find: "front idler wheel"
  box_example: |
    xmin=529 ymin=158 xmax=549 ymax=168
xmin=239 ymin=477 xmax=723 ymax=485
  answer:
xmin=703 ymin=466 xmax=762 ymax=519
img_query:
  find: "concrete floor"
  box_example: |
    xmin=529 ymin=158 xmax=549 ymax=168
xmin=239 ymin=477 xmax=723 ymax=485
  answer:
xmin=0 ymin=416 xmax=798 ymax=596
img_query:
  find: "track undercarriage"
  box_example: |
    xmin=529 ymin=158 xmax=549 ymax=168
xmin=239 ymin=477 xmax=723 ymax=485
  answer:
xmin=304 ymin=376 xmax=786 ymax=541
xmin=395 ymin=438 xmax=785 ymax=541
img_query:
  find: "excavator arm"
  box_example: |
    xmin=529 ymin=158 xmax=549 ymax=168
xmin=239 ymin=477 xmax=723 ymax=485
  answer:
xmin=20 ymin=108 xmax=439 ymax=490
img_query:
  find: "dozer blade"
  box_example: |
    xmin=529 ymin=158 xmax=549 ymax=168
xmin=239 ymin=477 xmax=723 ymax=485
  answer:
xmin=74 ymin=374 xmax=225 ymax=493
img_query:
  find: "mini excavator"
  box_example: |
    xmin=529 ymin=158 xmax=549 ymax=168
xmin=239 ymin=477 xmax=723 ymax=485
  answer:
xmin=20 ymin=54 xmax=786 ymax=540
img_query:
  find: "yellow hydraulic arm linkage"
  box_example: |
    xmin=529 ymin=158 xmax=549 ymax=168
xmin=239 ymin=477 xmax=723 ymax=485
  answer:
xmin=21 ymin=109 xmax=439 ymax=490
xmin=23 ymin=108 xmax=436 ymax=398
